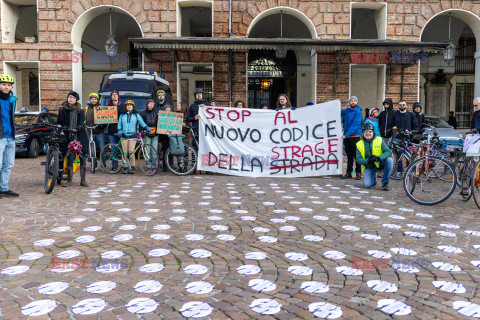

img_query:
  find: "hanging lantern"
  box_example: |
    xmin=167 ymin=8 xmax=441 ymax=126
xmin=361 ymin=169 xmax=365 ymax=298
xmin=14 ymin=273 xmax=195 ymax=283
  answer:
xmin=443 ymin=41 xmax=455 ymax=65
xmin=104 ymin=9 xmax=118 ymax=58
xmin=260 ymin=79 xmax=271 ymax=90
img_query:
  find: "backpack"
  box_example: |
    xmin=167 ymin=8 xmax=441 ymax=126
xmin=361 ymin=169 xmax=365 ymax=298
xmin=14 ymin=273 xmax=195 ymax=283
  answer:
xmin=168 ymin=134 xmax=185 ymax=156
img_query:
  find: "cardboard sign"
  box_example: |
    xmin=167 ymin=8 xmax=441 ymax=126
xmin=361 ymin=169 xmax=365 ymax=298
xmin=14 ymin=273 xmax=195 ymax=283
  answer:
xmin=157 ymin=111 xmax=184 ymax=135
xmin=94 ymin=106 xmax=118 ymax=124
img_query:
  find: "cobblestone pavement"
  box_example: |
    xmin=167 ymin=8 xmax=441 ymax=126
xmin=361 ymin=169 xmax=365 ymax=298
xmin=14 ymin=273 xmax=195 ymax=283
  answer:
xmin=1 ymin=157 xmax=480 ymax=319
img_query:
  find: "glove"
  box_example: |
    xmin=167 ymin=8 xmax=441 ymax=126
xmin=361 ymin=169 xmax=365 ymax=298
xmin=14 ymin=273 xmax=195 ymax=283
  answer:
xmin=147 ymin=127 xmax=152 ymax=133
xmin=371 ymin=156 xmax=380 ymax=163
xmin=291 ymin=107 xmax=297 ymax=110
xmin=367 ymin=156 xmax=376 ymax=165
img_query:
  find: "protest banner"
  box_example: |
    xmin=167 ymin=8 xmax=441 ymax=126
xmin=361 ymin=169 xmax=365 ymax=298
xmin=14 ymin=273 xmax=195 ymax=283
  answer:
xmin=157 ymin=111 xmax=184 ymax=135
xmin=197 ymin=101 xmax=343 ymax=177
xmin=94 ymin=106 xmax=118 ymax=124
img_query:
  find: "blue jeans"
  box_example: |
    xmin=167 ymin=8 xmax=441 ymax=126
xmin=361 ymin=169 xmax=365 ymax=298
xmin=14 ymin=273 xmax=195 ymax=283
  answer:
xmin=0 ymin=138 xmax=15 ymax=191
xmin=363 ymin=157 xmax=393 ymax=188
xmin=89 ymin=133 xmax=106 ymax=168
xmin=109 ymin=135 xmax=120 ymax=168
xmin=143 ymin=135 xmax=159 ymax=168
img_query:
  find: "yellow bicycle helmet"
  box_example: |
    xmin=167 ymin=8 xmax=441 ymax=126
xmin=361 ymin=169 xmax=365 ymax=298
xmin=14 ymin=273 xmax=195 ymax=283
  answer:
xmin=89 ymin=92 xmax=99 ymax=100
xmin=125 ymin=100 xmax=135 ymax=106
xmin=0 ymin=74 xmax=14 ymax=84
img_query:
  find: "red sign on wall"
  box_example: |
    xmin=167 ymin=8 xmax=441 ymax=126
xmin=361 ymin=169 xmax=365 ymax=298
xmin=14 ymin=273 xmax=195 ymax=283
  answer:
xmin=350 ymin=51 xmax=390 ymax=64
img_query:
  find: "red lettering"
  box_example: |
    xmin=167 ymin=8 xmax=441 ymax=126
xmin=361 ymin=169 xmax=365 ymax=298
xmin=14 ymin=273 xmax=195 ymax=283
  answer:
xmin=287 ymin=111 xmax=298 ymax=124
xmin=241 ymin=109 xmax=251 ymax=122
xmin=227 ymin=110 xmax=240 ymax=121
xmin=219 ymin=155 xmax=229 ymax=167
xmin=214 ymin=108 xmax=225 ymax=120
xmin=274 ymin=112 xmax=286 ymax=125
xmin=71 ymin=52 xmax=80 ymax=64
xmin=51 ymin=51 xmax=61 ymax=62
xmin=205 ymin=108 xmax=215 ymax=119
xmin=201 ymin=154 xmax=210 ymax=166
xmin=351 ymin=257 xmax=362 ymax=269
xmin=279 ymin=146 xmax=289 ymax=158
xmin=231 ymin=156 xmax=239 ymax=166
xmin=379 ymin=53 xmax=389 ymax=64
xmin=82 ymin=52 xmax=90 ymax=64
xmin=350 ymin=51 xmax=363 ymax=63
xmin=328 ymin=139 xmax=338 ymax=153
xmin=314 ymin=142 xmax=325 ymax=155
xmin=291 ymin=146 xmax=302 ymax=158
xmin=272 ymin=147 xmax=280 ymax=159
xmin=302 ymin=145 xmax=314 ymax=157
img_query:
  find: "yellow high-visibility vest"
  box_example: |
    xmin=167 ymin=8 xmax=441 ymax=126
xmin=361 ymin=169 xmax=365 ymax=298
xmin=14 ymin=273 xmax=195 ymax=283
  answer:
xmin=356 ymin=136 xmax=383 ymax=172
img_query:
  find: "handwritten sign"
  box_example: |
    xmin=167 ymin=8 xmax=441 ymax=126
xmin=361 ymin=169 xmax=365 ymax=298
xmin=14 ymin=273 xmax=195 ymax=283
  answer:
xmin=197 ymin=101 xmax=343 ymax=177
xmin=157 ymin=111 xmax=183 ymax=135
xmin=94 ymin=106 xmax=118 ymax=124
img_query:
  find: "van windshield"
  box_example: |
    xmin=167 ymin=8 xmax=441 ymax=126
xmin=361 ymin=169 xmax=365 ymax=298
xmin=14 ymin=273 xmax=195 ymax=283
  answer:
xmin=99 ymin=93 xmax=151 ymax=113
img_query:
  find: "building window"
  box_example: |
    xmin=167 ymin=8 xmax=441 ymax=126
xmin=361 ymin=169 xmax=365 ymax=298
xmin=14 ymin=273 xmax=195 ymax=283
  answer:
xmin=3 ymin=62 xmax=40 ymax=110
xmin=455 ymin=83 xmax=474 ymax=129
xmin=178 ymin=63 xmax=213 ymax=106
xmin=129 ymin=41 xmax=141 ymax=70
xmin=179 ymin=2 xmax=212 ymax=37
xmin=351 ymin=2 xmax=386 ymax=40
xmin=1 ymin=1 xmax=38 ymax=43
xmin=455 ymin=35 xmax=475 ymax=74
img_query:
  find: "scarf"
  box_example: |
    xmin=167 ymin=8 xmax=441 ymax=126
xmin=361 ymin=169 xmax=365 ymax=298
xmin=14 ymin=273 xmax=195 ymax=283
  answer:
xmin=0 ymin=91 xmax=10 ymax=100
xmin=63 ymin=104 xmax=78 ymax=130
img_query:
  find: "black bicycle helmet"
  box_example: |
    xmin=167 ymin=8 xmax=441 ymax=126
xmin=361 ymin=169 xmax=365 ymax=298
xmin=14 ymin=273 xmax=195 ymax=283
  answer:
xmin=362 ymin=123 xmax=375 ymax=132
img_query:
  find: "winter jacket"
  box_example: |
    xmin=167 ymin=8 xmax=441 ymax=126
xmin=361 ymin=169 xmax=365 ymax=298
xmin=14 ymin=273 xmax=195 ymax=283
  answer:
xmin=448 ymin=115 xmax=458 ymax=129
xmin=393 ymin=110 xmax=419 ymax=132
xmin=379 ymin=98 xmax=395 ymax=138
xmin=356 ymin=134 xmax=392 ymax=170
xmin=471 ymin=110 xmax=480 ymax=131
xmin=364 ymin=117 xmax=381 ymax=137
xmin=0 ymin=92 xmax=17 ymax=139
xmin=186 ymin=100 xmax=205 ymax=132
xmin=85 ymin=103 xmax=106 ymax=135
xmin=117 ymin=111 xmax=150 ymax=138
xmin=413 ymin=104 xmax=425 ymax=128
xmin=155 ymin=100 xmax=172 ymax=111
xmin=57 ymin=102 xmax=89 ymax=155
xmin=107 ymin=99 xmax=124 ymax=135
xmin=140 ymin=108 xmax=158 ymax=137
xmin=341 ymin=106 xmax=363 ymax=138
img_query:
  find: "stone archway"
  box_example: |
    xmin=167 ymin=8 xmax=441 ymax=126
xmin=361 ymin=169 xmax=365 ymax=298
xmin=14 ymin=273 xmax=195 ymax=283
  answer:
xmin=71 ymin=5 xmax=144 ymax=101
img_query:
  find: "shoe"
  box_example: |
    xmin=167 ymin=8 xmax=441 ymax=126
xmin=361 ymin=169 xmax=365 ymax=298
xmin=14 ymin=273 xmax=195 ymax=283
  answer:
xmin=0 ymin=190 xmax=18 ymax=197
xmin=373 ymin=181 xmax=377 ymax=188
xmin=80 ymin=166 xmax=89 ymax=187
xmin=63 ymin=167 xmax=73 ymax=187
xmin=129 ymin=167 xmax=135 ymax=174
xmin=355 ymin=173 xmax=362 ymax=180
xmin=112 ymin=166 xmax=118 ymax=172
xmin=122 ymin=167 xmax=128 ymax=174
xmin=395 ymin=172 xmax=402 ymax=178
xmin=341 ymin=173 xmax=352 ymax=179
xmin=382 ymin=183 xmax=389 ymax=191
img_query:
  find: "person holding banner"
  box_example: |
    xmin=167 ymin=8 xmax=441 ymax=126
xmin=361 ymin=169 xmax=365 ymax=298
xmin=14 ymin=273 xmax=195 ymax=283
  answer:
xmin=233 ymin=100 xmax=245 ymax=108
xmin=275 ymin=94 xmax=296 ymax=111
xmin=470 ymin=98 xmax=480 ymax=132
xmin=341 ymin=96 xmax=363 ymax=180
xmin=85 ymin=93 xmax=106 ymax=171
xmin=117 ymin=100 xmax=152 ymax=174
xmin=107 ymin=90 xmax=124 ymax=171
xmin=140 ymin=100 xmax=159 ymax=174
xmin=186 ymin=88 xmax=206 ymax=136
xmin=356 ymin=123 xmax=393 ymax=190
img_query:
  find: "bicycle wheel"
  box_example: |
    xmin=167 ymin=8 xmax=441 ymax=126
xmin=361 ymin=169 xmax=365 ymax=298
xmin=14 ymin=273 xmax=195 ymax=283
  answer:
xmin=44 ymin=150 xmax=59 ymax=194
xmin=100 ymin=143 xmax=122 ymax=174
xmin=138 ymin=144 xmax=159 ymax=176
xmin=472 ymin=160 xmax=480 ymax=209
xmin=403 ymin=156 xmax=456 ymax=205
xmin=390 ymin=150 xmax=410 ymax=180
xmin=165 ymin=144 xmax=197 ymax=176
xmin=454 ymin=151 xmax=466 ymax=187
xmin=89 ymin=141 xmax=96 ymax=174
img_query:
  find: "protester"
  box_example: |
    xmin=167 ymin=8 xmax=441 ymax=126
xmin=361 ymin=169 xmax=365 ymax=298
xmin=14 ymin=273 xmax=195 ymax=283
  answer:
xmin=117 ymin=100 xmax=152 ymax=174
xmin=107 ymin=90 xmax=124 ymax=171
xmin=392 ymin=100 xmax=418 ymax=177
xmin=470 ymin=98 xmax=480 ymax=132
xmin=186 ymin=88 xmax=206 ymax=135
xmin=412 ymin=102 xmax=425 ymax=128
xmin=155 ymin=90 xmax=172 ymax=111
xmin=356 ymin=123 xmax=393 ymax=190
xmin=233 ymin=100 xmax=245 ymax=108
xmin=58 ymin=91 xmax=89 ymax=187
xmin=364 ymin=108 xmax=370 ymax=121
xmin=0 ymin=74 xmax=19 ymax=197
xmin=275 ymin=94 xmax=295 ymax=111
xmin=209 ymin=99 xmax=216 ymax=106
xmin=379 ymin=98 xmax=395 ymax=139
xmin=448 ymin=111 xmax=458 ymax=129
xmin=365 ymin=108 xmax=381 ymax=137
xmin=140 ymin=100 xmax=159 ymax=174
xmin=85 ymin=92 xmax=106 ymax=170
xmin=259 ymin=102 xmax=269 ymax=109
xmin=341 ymin=96 xmax=363 ymax=180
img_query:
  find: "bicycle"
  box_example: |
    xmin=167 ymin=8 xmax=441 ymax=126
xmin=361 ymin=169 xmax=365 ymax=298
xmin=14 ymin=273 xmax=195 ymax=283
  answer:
xmin=85 ymin=125 xmax=99 ymax=174
xmin=100 ymin=131 xmax=158 ymax=176
xmin=403 ymin=131 xmax=456 ymax=205
xmin=38 ymin=125 xmax=78 ymax=194
xmin=164 ymin=125 xmax=198 ymax=175
xmin=382 ymin=130 xmax=420 ymax=180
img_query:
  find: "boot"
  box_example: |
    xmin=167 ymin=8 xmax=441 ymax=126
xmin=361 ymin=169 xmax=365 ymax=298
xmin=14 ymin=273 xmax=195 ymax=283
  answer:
xmin=63 ymin=167 xmax=72 ymax=187
xmin=80 ymin=166 xmax=89 ymax=187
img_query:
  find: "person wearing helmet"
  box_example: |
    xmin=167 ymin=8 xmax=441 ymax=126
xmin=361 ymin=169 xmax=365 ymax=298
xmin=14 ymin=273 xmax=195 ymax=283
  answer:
xmin=107 ymin=90 xmax=124 ymax=171
xmin=186 ymin=88 xmax=206 ymax=135
xmin=85 ymin=92 xmax=107 ymax=171
xmin=117 ymin=100 xmax=152 ymax=174
xmin=0 ymin=74 xmax=19 ymax=197
xmin=58 ymin=91 xmax=89 ymax=187
xmin=356 ymin=123 xmax=393 ymax=190
xmin=155 ymin=89 xmax=172 ymax=111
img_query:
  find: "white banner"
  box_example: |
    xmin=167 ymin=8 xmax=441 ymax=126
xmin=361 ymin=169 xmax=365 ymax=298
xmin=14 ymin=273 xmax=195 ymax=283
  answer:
xmin=197 ymin=101 xmax=343 ymax=177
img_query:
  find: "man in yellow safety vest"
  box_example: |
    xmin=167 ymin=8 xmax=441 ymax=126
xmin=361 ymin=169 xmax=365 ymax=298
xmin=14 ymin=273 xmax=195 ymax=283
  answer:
xmin=356 ymin=123 xmax=393 ymax=190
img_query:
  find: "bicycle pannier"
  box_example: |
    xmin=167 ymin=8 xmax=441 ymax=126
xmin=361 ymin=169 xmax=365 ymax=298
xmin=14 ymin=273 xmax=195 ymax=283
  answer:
xmin=169 ymin=134 xmax=185 ymax=156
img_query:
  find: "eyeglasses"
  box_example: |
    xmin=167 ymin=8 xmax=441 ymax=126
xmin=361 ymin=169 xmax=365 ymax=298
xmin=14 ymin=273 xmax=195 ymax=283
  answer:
xmin=399 ymin=104 xmax=406 ymax=106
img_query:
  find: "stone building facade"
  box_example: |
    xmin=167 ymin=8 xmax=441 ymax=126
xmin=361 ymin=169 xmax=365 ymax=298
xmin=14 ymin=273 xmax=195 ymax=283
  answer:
xmin=0 ymin=0 xmax=479 ymax=127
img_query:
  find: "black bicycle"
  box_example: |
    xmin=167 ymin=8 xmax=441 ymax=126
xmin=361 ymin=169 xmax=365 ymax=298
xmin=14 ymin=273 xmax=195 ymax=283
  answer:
xmin=164 ymin=125 xmax=198 ymax=175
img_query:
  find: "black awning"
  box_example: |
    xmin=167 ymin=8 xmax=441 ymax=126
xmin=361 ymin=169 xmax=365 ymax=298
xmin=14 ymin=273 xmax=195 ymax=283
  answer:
xmin=131 ymin=37 xmax=449 ymax=53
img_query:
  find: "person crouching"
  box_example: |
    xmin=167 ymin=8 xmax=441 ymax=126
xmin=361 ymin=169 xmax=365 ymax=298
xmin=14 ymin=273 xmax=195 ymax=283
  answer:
xmin=356 ymin=123 xmax=393 ymax=190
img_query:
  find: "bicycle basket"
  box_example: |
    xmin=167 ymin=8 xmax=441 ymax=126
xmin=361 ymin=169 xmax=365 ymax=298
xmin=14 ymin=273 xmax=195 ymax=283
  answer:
xmin=169 ymin=134 xmax=186 ymax=156
xmin=39 ymin=132 xmax=68 ymax=145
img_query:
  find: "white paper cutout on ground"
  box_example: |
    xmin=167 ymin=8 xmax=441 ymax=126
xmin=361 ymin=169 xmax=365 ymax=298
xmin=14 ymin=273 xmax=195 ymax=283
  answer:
xmin=361 ymin=234 xmax=381 ymax=241
xmin=148 ymin=249 xmax=170 ymax=257
xmin=237 ymin=265 xmax=261 ymax=275
xmin=324 ymin=251 xmax=346 ymax=259
xmin=440 ymin=223 xmax=460 ymax=229
xmin=453 ymin=301 xmax=480 ymax=317
xmin=280 ymin=226 xmax=297 ymax=232
xmin=241 ymin=216 xmax=256 ymax=221
xmin=211 ymin=225 xmax=229 ymax=231
xmin=389 ymin=215 xmax=406 ymax=220
xmin=432 ymin=262 xmax=462 ymax=272
xmin=313 ymin=216 xmax=329 ymax=220
xmin=134 ymin=280 xmax=163 ymax=293
xmin=146 ymin=209 xmax=160 ymax=212
xmin=433 ymin=281 xmax=466 ymax=293
xmin=407 ymin=224 xmax=427 ymax=230
xmin=101 ymin=250 xmax=124 ymax=259
xmin=339 ymin=215 xmax=355 ymax=219
xmin=383 ymin=224 xmax=401 ymax=229
xmin=70 ymin=217 xmax=87 ymax=222
xmin=186 ymin=234 xmax=204 ymax=241
xmin=113 ymin=234 xmax=133 ymax=241
xmin=436 ymin=231 xmax=457 ymax=237
xmin=21 ymin=299 xmax=56 ymax=316
xmin=57 ymin=250 xmax=80 ymax=259
xmin=327 ymin=208 xmax=341 ymax=212
xmin=367 ymin=280 xmax=397 ymax=292
xmin=179 ymin=301 xmax=213 ymax=318
xmin=364 ymin=215 xmax=380 ymax=220
xmin=139 ymin=263 xmax=164 ymax=273
xmin=301 ymin=281 xmax=329 ymax=293
xmin=153 ymin=224 xmax=170 ymax=230
xmin=33 ymin=239 xmax=55 ymax=246
xmin=125 ymin=298 xmax=158 ymax=314
xmin=288 ymin=266 xmax=313 ymax=276
xmin=75 ymin=235 xmax=95 ymax=243
xmin=119 ymin=225 xmax=137 ymax=230
xmin=253 ymin=227 xmax=270 ymax=233
xmin=390 ymin=248 xmax=417 ymax=255
xmin=86 ymin=281 xmax=117 ymax=294
xmin=416 ymin=213 xmax=433 ymax=218
xmin=249 ymin=279 xmax=277 ymax=292
xmin=19 ymin=252 xmax=43 ymax=260
xmin=2 ymin=265 xmax=29 ymax=275
xmin=377 ymin=299 xmax=411 ymax=316
xmin=82 ymin=208 xmax=96 ymax=212
xmin=308 ymin=302 xmax=343 ymax=319
xmin=391 ymin=263 xmax=419 ymax=273
xmin=170 ymin=216 xmax=185 ymax=221
xmin=368 ymin=250 xmax=392 ymax=259
xmin=105 ymin=217 xmax=121 ymax=222
xmin=84 ymin=226 xmax=102 ymax=232
xmin=38 ymin=282 xmax=69 ymax=295
xmin=304 ymin=235 xmax=323 ymax=242
xmin=259 ymin=236 xmax=277 ymax=243
xmin=342 ymin=225 xmax=360 ymax=231
xmin=151 ymin=234 xmax=170 ymax=240
xmin=95 ymin=262 xmax=122 ymax=274
xmin=285 ymin=252 xmax=308 ymax=261
xmin=245 ymin=252 xmax=267 ymax=260
xmin=217 ymin=234 xmax=236 ymax=241
xmin=190 ymin=249 xmax=212 ymax=258
xmin=336 ymin=266 xmax=363 ymax=276
xmin=250 ymin=299 xmax=282 ymax=315
xmin=185 ymin=281 xmax=214 ymax=294
xmin=270 ymin=218 xmax=286 ymax=223
xmin=117 ymin=208 xmax=131 ymax=212
xmin=437 ymin=245 xmax=463 ymax=254
xmin=72 ymin=298 xmax=106 ymax=315
xmin=183 ymin=264 xmax=208 ymax=275
xmin=50 ymin=226 xmax=71 ymax=232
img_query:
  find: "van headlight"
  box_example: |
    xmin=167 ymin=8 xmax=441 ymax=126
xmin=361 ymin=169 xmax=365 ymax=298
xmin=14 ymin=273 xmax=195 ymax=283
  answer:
xmin=16 ymin=134 xmax=27 ymax=142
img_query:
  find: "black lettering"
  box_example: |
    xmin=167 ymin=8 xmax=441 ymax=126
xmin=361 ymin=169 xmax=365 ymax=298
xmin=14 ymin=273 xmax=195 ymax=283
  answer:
xmin=250 ymin=129 xmax=261 ymax=143
xmin=205 ymin=124 xmax=224 ymax=139
xmin=237 ymin=128 xmax=250 ymax=142
xmin=270 ymin=129 xmax=279 ymax=144
xmin=290 ymin=159 xmax=300 ymax=173
xmin=241 ymin=156 xmax=250 ymax=172
xmin=218 ymin=153 xmax=228 ymax=169
xmin=208 ymin=152 xmax=218 ymax=166
xmin=302 ymin=157 xmax=313 ymax=171
xmin=229 ymin=155 xmax=238 ymax=171
xmin=312 ymin=124 xmax=324 ymax=139
xmin=251 ymin=157 xmax=263 ymax=173
xmin=315 ymin=155 xmax=325 ymax=170
xmin=281 ymin=128 xmax=292 ymax=143
xmin=327 ymin=153 xmax=339 ymax=170
xmin=293 ymin=127 xmax=303 ymax=142
xmin=326 ymin=120 xmax=337 ymax=138
xmin=226 ymin=128 xmax=238 ymax=141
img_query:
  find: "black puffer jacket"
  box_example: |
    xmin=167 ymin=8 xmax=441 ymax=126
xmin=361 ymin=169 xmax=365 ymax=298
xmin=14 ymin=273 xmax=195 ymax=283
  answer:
xmin=140 ymin=108 xmax=158 ymax=137
xmin=57 ymin=102 xmax=89 ymax=155
xmin=379 ymin=98 xmax=395 ymax=138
